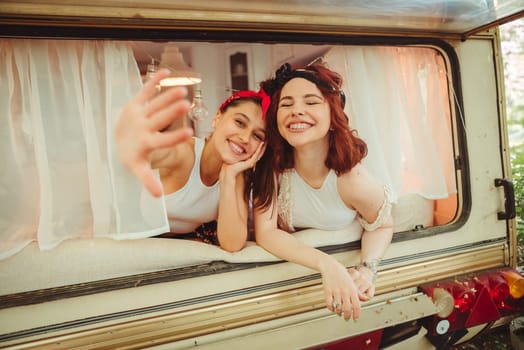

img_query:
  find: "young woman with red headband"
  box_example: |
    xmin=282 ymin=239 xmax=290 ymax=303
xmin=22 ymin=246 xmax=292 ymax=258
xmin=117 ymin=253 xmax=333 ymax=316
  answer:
xmin=253 ymin=63 xmax=393 ymax=321
xmin=116 ymin=69 xmax=269 ymax=252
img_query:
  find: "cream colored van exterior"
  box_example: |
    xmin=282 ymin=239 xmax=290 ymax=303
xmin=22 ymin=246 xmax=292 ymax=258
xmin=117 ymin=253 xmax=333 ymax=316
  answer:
xmin=0 ymin=1 xmax=522 ymax=349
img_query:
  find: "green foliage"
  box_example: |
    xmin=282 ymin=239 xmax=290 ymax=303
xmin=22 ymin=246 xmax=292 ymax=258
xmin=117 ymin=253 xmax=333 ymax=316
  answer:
xmin=512 ymin=144 xmax=524 ymax=266
xmin=501 ymin=19 xmax=524 ymax=266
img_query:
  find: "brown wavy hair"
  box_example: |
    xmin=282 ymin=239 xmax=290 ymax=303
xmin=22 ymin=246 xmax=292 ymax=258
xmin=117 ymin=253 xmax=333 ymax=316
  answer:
xmin=253 ymin=62 xmax=368 ymax=211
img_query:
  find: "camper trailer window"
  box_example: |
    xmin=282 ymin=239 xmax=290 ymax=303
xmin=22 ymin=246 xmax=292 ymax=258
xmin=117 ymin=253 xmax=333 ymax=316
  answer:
xmin=0 ymin=38 xmax=463 ymax=306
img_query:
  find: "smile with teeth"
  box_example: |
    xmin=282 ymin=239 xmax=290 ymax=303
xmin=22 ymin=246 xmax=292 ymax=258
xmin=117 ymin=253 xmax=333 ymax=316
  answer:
xmin=228 ymin=140 xmax=245 ymax=155
xmin=288 ymin=122 xmax=312 ymax=130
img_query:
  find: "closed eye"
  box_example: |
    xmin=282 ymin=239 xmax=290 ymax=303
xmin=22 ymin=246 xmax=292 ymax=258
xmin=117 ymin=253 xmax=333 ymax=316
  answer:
xmin=235 ymin=118 xmax=247 ymax=127
xmin=305 ymin=96 xmax=324 ymax=105
xmin=253 ymin=132 xmax=265 ymax=142
xmin=279 ymin=96 xmax=294 ymax=108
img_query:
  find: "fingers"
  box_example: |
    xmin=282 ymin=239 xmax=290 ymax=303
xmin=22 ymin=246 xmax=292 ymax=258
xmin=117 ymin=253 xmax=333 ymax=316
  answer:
xmin=326 ymin=290 xmax=360 ymax=321
xmin=134 ymin=163 xmax=164 ymax=198
xmin=330 ymin=292 xmax=342 ymax=314
xmin=341 ymin=292 xmax=361 ymax=321
xmin=364 ymin=284 xmax=375 ymax=299
xmin=253 ymin=142 xmax=266 ymax=163
xmin=348 ymin=267 xmax=359 ymax=279
xmin=248 ymin=142 xmax=266 ymax=166
xmin=224 ymin=141 xmax=266 ymax=176
xmin=127 ymin=129 xmax=192 ymax=196
xmin=135 ymin=69 xmax=171 ymax=105
xmin=349 ymin=295 xmax=360 ymax=320
xmin=324 ymin=269 xmax=366 ymax=321
xmin=148 ymin=127 xmax=193 ymax=150
xmin=255 ymin=141 xmax=267 ymax=157
xmin=328 ymin=296 xmax=360 ymax=321
xmin=148 ymin=98 xmax=191 ymax=132
xmin=240 ymin=141 xmax=266 ymax=168
xmin=146 ymin=85 xmax=189 ymax=122
xmin=348 ymin=267 xmax=375 ymax=300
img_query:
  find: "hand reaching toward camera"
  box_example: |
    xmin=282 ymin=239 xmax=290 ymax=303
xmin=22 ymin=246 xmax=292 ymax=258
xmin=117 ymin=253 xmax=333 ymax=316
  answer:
xmin=115 ymin=69 xmax=193 ymax=197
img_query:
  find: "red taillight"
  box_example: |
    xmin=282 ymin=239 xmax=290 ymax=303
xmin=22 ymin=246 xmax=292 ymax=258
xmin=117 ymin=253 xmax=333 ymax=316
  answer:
xmin=450 ymin=282 xmax=475 ymax=313
xmin=487 ymin=273 xmax=510 ymax=307
xmin=421 ymin=268 xmax=524 ymax=337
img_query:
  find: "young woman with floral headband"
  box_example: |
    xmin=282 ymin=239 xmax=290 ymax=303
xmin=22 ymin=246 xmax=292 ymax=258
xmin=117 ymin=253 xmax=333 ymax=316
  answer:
xmin=253 ymin=63 xmax=393 ymax=320
xmin=116 ymin=69 xmax=270 ymax=252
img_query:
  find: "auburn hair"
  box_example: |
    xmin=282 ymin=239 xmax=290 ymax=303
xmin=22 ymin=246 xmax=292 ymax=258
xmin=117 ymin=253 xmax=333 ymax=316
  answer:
xmin=253 ymin=62 xmax=368 ymax=211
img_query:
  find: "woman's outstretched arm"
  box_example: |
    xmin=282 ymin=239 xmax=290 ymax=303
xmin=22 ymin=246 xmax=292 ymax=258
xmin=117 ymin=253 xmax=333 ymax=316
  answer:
xmin=338 ymin=163 xmax=394 ymax=299
xmin=115 ymin=69 xmax=193 ymax=197
xmin=254 ymin=183 xmax=363 ymax=321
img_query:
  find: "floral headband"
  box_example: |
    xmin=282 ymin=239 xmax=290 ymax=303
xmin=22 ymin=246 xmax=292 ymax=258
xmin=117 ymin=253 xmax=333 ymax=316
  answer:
xmin=261 ymin=63 xmax=346 ymax=108
xmin=219 ymin=88 xmax=271 ymax=120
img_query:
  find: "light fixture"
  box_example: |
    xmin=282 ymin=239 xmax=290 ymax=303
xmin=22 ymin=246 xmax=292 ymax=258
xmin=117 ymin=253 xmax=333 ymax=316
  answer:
xmin=188 ymin=86 xmax=209 ymax=137
xmin=144 ymin=58 xmax=157 ymax=83
xmin=158 ymin=43 xmax=202 ymax=87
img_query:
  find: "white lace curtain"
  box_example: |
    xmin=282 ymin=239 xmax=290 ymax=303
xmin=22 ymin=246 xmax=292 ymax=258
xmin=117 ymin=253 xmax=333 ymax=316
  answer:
xmin=0 ymin=39 xmax=168 ymax=260
xmin=325 ymin=46 xmax=457 ymax=202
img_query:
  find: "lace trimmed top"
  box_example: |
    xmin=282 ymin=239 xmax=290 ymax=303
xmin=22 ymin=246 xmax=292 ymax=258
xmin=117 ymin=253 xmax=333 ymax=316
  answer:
xmin=277 ymin=168 xmax=392 ymax=232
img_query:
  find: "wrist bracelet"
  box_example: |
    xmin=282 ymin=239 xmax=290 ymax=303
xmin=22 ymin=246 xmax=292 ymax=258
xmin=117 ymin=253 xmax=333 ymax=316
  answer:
xmin=356 ymin=259 xmax=381 ymax=283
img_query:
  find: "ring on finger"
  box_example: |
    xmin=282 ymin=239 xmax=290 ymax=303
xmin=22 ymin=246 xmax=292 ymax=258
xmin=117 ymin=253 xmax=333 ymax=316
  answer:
xmin=332 ymin=300 xmax=340 ymax=309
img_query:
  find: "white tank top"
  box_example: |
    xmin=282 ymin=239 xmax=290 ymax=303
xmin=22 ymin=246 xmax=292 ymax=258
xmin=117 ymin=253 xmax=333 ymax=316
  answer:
xmin=289 ymin=169 xmax=357 ymax=230
xmin=164 ymin=137 xmax=220 ymax=233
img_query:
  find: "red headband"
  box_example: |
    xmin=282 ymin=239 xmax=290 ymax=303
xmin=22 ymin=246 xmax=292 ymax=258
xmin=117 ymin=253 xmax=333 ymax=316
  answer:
xmin=218 ymin=88 xmax=271 ymax=120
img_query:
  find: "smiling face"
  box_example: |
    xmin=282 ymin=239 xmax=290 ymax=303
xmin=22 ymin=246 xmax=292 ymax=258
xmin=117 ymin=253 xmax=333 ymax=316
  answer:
xmin=211 ymin=100 xmax=266 ymax=164
xmin=276 ymin=77 xmax=331 ymax=149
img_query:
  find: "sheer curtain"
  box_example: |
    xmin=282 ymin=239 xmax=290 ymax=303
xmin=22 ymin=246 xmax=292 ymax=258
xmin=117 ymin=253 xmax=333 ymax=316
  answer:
xmin=0 ymin=39 xmax=168 ymax=260
xmin=325 ymin=46 xmax=457 ymax=202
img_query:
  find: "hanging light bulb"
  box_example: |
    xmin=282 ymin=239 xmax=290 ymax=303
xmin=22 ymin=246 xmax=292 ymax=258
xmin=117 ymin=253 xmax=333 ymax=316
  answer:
xmin=158 ymin=43 xmax=202 ymax=87
xmin=188 ymin=87 xmax=208 ymax=137
xmin=144 ymin=58 xmax=157 ymax=83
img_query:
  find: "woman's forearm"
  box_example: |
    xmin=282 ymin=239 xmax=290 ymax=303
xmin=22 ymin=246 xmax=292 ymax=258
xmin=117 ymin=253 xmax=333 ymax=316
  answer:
xmin=256 ymin=227 xmax=337 ymax=273
xmin=359 ymin=217 xmax=394 ymax=263
xmin=217 ymin=172 xmax=248 ymax=252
